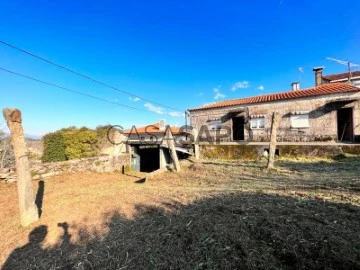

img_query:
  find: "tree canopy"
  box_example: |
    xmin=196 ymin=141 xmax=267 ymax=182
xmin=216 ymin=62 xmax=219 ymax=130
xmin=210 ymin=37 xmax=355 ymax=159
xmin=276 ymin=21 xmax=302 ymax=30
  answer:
xmin=42 ymin=127 xmax=100 ymax=162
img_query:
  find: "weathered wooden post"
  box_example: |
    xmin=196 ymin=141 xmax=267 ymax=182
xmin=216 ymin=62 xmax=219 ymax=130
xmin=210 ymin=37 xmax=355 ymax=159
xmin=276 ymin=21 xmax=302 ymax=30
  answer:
xmin=193 ymin=128 xmax=200 ymax=160
xmin=165 ymin=126 xmax=181 ymax=172
xmin=3 ymin=108 xmax=39 ymax=226
xmin=267 ymin=112 xmax=280 ymax=170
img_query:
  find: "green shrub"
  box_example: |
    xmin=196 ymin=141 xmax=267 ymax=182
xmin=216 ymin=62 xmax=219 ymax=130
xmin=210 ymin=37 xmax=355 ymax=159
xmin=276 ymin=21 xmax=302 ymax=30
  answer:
xmin=94 ymin=160 xmax=102 ymax=167
xmin=63 ymin=128 xmax=98 ymax=159
xmin=42 ymin=127 xmax=99 ymax=162
xmin=42 ymin=132 xmax=66 ymax=162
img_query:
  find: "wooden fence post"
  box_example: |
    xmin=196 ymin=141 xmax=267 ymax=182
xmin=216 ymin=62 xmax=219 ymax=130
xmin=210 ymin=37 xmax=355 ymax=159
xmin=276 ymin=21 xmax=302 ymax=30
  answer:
xmin=193 ymin=128 xmax=200 ymax=160
xmin=267 ymin=112 xmax=280 ymax=170
xmin=3 ymin=108 xmax=39 ymax=226
xmin=166 ymin=126 xmax=181 ymax=172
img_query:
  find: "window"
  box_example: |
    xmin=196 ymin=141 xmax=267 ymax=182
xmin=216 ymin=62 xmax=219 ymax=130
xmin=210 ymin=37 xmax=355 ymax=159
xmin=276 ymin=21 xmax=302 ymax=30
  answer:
xmin=209 ymin=120 xmax=222 ymax=130
xmin=290 ymin=113 xmax=309 ymax=128
xmin=353 ymin=80 xmax=360 ymax=87
xmin=250 ymin=117 xmax=265 ymax=129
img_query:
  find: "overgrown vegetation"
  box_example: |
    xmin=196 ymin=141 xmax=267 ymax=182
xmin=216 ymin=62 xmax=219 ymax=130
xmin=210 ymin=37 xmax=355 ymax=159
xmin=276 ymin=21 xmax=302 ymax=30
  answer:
xmin=1 ymin=157 xmax=360 ymax=269
xmin=42 ymin=126 xmax=99 ymax=162
xmin=96 ymin=124 xmax=113 ymax=148
xmin=42 ymin=132 xmax=66 ymax=162
xmin=62 ymin=127 xmax=98 ymax=159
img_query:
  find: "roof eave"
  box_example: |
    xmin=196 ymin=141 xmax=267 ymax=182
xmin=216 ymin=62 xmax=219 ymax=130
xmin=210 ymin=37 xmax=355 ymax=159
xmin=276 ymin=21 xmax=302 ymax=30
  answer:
xmin=188 ymin=85 xmax=360 ymax=112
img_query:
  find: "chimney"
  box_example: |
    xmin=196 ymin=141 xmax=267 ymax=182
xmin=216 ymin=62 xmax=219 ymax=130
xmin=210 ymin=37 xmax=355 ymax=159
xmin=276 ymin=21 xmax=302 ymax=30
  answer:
xmin=313 ymin=67 xmax=324 ymax=87
xmin=291 ymin=82 xmax=300 ymax=91
xmin=159 ymin=120 xmax=166 ymax=131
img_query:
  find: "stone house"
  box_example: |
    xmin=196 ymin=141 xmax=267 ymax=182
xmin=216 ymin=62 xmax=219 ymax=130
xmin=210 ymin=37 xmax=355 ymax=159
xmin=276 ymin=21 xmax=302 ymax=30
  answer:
xmin=316 ymin=67 xmax=360 ymax=88
xmin=188 ymin=72 xmax=360 ymax=143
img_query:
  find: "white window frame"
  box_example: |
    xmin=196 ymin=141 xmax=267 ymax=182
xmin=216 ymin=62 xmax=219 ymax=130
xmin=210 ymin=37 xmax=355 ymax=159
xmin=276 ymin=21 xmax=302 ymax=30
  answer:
xmin=290 ymin=113 xmax=309 ymax=128
xmin=209 ymin=120 xmax=222 ymax=130
xmin=250 ymin=117 xmax=265 ymax=129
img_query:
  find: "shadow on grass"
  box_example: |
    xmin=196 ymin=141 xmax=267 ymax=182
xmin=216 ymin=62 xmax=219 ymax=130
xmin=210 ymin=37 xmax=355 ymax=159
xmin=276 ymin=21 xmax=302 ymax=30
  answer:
xmin=123 ymin=173 xmax=142 ymax=179
xmin=35 ymin=180 xmax=44 ymax=218
xmin=2 ymin=193 xmax=360 ymax=269
xmin=202 ymin=160 xmax=263 ymax=169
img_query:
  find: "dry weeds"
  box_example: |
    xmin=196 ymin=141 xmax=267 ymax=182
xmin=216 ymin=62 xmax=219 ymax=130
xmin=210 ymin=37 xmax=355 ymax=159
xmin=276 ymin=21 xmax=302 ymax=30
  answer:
xmin=0 ymin=156 xmax=359 ymax=269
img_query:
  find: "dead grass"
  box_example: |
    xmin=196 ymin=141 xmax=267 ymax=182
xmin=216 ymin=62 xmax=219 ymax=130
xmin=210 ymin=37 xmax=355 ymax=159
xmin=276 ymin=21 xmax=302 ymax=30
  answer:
xmin=0 ymin=156 xmax=360 ymax=269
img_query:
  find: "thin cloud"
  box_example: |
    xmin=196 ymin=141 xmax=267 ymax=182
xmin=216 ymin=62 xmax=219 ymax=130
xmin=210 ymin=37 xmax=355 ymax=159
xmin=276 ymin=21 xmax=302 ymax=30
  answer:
xmin=231 ymin=81 xmax=250 ymax=91
xmin=169 ymin=111 xmax=185 ymax=117
xmin=144 ymin=103 xmax=183 ymax=117
xmin=144 ymin=103 xmax=164 ymax=114
xmin=129 ymin=97 xmax=141 ymax=102
xmin=197 ymin=92 xmax=204 ymax=97
xmin=258 ymin=85 xmax=264 ymax=91
xmin=214 ymin=87 xmax=225 ymax=100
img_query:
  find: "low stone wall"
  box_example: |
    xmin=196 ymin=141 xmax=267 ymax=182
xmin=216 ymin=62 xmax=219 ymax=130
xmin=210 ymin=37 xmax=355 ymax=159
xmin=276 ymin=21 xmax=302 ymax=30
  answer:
xmin=200 ymin=144 xmax=360 ymax=160
xmin=0 ymin=154 xmax=130 ymax=183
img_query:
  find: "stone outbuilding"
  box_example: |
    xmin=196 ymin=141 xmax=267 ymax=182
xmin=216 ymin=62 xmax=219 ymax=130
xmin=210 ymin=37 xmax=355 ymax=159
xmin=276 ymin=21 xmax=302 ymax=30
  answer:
xmin=123 ymin=121 xmax=190 ymax=172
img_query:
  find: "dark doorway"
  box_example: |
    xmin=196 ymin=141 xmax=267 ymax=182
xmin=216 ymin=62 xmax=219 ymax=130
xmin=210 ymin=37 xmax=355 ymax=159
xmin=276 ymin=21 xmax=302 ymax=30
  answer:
xmin=232 ymin=117 xmax=245 ymax=141
xmin=337 ymin=108 xmax=353 ymax=142
xmin=138 ymin=145 xmax=160 ymax=172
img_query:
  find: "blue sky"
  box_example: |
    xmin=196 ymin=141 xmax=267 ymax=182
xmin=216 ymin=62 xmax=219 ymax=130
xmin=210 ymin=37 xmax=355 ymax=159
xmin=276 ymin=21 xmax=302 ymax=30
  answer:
xmin=0 ymin=0 xmax=359 ymax=136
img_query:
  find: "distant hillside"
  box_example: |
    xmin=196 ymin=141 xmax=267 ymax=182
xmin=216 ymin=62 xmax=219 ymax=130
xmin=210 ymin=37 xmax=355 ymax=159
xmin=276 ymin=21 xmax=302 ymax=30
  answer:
xmin=27 ymin=140 xmax=44 ymax=158
xmin=2 ymin=132 xmax=42 ymax=140
xmin=25 ymin=134 xmax=43 ymax=140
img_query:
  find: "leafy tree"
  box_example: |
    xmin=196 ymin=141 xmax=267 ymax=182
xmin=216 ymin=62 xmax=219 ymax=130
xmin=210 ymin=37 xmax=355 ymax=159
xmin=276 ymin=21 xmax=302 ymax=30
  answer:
xmin=42 ymin=132 xmax=66 ymax=162
xmin=63 ymin=128 xmax=98 ymax=159
xmin=42 ymin=127 xmax=101 ymax=162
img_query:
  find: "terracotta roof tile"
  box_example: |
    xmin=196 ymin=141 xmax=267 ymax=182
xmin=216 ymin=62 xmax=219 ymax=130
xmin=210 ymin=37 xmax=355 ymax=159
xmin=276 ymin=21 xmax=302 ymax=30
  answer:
xmin=189 ymin=83 xmax=360 ymax=111
xmin=323 ymin=71 xmax=360 ymax=81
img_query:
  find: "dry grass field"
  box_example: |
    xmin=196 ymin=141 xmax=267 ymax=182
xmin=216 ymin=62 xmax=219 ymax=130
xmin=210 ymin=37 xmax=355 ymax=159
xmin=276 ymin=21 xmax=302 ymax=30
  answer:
xmin=0 ymin=156 xmax=360 ymax=269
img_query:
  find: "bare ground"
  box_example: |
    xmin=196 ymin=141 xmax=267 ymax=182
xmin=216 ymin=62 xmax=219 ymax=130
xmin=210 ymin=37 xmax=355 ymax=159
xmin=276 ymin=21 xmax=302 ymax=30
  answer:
xmin=0 ymin=156 xmax=360 ymax=269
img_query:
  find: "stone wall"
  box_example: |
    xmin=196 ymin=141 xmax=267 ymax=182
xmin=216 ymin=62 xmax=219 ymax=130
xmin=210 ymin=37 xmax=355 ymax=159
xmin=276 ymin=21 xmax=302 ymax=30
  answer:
xmin=190 ymin=91 xmax=360 ymax=142
xmin=0 ymin=154 xmax=130 ymax=183
xmin=200 ymin=144 xmax=360 ymax=160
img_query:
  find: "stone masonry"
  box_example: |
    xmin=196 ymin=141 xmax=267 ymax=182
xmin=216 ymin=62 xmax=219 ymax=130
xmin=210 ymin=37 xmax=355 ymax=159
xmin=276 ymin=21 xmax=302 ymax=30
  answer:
xmin=190 ymin=91 xmax=360 ymax=143
xmin=0 ymin=154 xmax=130 ymax=183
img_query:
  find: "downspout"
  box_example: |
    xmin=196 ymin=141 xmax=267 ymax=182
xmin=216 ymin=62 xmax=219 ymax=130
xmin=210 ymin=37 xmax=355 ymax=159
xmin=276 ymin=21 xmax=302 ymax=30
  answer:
xmin=185 ymin=110 xmax=190 ymax=140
